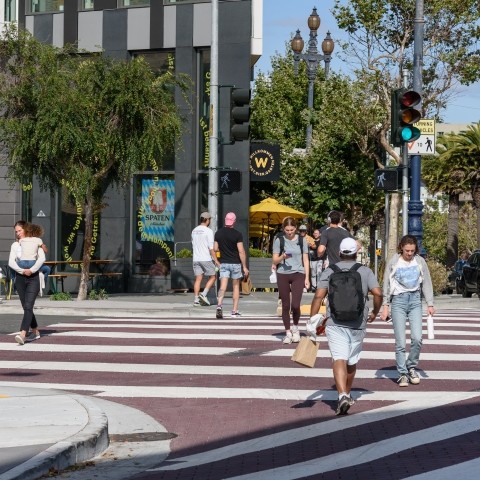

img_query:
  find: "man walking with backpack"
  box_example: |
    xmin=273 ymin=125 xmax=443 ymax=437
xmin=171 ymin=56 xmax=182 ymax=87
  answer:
xmin=310 ymin=237 xmax=382 ymax=415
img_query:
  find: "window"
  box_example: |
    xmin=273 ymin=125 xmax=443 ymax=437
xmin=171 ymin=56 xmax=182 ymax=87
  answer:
xmin=28 ymin=0 xmax=64 ymax=13
xmin=80 ymin=0 xmax=94 ymax=10
xmin=4 ymin=0 xmax=16 ymax=21
xmin=133 ymin=174 xmax=175 ymax=276
xmin=163 ymin=1 xmax=210 ymax=4
xmin=59 ymin=189 xmax=101 ymax=269
xmin=118 ymin=0 xmax=150 ymax=6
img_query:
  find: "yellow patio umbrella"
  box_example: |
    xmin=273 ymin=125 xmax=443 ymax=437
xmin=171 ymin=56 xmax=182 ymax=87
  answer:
xmin=249 ymin=198 xmax=306 ymax=226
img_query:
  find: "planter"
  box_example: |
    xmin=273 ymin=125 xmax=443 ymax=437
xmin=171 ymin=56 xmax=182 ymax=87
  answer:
xmin=170 ymin=258 xmax=194 ymax=290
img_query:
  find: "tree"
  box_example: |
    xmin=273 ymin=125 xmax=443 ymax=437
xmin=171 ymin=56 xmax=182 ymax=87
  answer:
xmin=0 ymin=26 xmax=187 ymax=300
xmin=251 ymin=51 xmax=384 ymax=229
xmin=445 ymin=123 xmax=480 ymax=246
xmin=332 ymin=0 xmax=480 ymax=258
xmin=423 ymin=136 xmax=470 ymax=267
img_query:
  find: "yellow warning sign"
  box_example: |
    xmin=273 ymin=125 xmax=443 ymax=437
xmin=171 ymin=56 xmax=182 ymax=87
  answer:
xmin=414 ymin=119 xmax=435 ymax=135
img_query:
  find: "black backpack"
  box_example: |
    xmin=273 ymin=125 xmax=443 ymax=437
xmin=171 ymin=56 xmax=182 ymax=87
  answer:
xmin=328 ymin=263 xmax=365 ymax=322
xmin=278 ymin=233 xmax=304 ymax=265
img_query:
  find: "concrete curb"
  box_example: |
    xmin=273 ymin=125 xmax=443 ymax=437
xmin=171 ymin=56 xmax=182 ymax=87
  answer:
xmin=0 ymin=395 xmax=108 ymax=480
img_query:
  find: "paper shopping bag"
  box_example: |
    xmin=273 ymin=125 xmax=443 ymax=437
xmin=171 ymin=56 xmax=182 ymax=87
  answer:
xmin=241 ymin=275 xmax=253 ymax=295
xmin=291 ymin=337 xmax=319 ymax=368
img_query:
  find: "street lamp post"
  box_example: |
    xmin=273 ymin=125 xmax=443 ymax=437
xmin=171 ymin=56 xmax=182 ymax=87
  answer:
xmin=291 ymin=7 xmax=334 ymax=150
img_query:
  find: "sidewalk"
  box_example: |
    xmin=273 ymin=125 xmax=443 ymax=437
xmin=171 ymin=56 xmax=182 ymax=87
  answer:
xmin=0 ymin=291 xmax=478 ymax=479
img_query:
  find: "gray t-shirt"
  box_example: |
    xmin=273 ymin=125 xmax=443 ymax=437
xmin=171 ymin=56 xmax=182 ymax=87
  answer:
xmin=319 ymin=260 xmax=379 ymax=329
xmin=273 ymin=235 xmax=309 ymax=274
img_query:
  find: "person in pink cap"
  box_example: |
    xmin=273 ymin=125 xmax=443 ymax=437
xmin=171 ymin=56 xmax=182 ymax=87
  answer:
xmin=214 ymin=212 xmax=249 ymax=318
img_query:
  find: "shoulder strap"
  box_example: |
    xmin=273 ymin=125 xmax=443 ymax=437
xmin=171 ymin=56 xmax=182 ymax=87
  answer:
xmin=351 ymin=263 xmax=361 ymax=272
xmin=297 ymin=236 xmax=303 ymax=255
xmin=279 ymin=235 xmax=285 ymax=255
xmin=330 ymin=264 xmax=340 ymax=273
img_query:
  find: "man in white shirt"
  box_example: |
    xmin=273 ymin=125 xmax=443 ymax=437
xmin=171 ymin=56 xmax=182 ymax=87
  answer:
xmin=191 ymin=212 xmax=220 ymax=306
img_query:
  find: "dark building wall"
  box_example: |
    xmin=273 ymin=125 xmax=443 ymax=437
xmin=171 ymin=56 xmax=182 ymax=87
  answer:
xmin=8 ymin=1 xmax=254 ymax=292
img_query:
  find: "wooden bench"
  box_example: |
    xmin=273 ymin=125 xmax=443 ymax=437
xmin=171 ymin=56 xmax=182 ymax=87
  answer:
xmin=50 ymin=272 xmax=123 ymax=293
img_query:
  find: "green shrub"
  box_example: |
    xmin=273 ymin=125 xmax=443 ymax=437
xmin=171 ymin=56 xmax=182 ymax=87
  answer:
xmin=175 ymin=248 xmax=193 ymax=258
xmin=426 ymin=258 xmax=447 ymax=296
xmin=88 ymin=288 xmax=108 ymax=300
xmin=50 ymin=292 xmax=72 ymax=301
xmin=249 ymin=247 xmax=272 ymax=258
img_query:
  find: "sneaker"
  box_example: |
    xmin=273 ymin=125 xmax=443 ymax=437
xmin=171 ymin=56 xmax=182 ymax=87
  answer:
xmin=408 ymin=368 xmax=420 ymax=385
xmin=397 ymin=374 xmax=409 ymax=387
xmin=230 ymin=311 xmax=242 ymax=318
xmin=292 ymin=330 xmax=301 ymax=343
xmin=15 ymin=334 xmax=25 ymax=345
xmin=193 ymin=301 xmax=201 ymax=307
xmin=283 ymin=332 xmax=293 ymax=344
xmin=335 ymin=396 xmax=352 ymax=415
xmin=216 ymin=307 xmax=223 ymax=319
xmin=25 ymin=332 xmax=41 ymax=342
xmin=198 ymin=293 xmax=210 ymax=306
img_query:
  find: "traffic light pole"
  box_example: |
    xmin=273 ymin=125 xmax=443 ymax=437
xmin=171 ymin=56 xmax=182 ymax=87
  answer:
xmin=402 ymin=69 xmax=409 ymax=236
xmin=408 ymin=0 xmax=425 ymax=251
xmin=208 ymin=0 xmax=219 ymax=232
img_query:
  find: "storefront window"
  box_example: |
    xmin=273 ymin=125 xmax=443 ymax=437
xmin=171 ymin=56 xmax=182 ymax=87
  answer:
xmin=28 ymin=0 xmax=64 ymax=13
xmin=198 ymin=49 xmax=210 ymax=170
xmin=59 ymin=189 xmax=100 ymax=271
xmin=133 ymin=174 xmax=175 ymax=276
xmin=4 ymin=0 xmax=16 ymax=21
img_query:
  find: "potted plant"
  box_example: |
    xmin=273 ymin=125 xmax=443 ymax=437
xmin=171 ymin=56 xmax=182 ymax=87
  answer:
xmin=170 ymin=248 xmax=193 ymax=290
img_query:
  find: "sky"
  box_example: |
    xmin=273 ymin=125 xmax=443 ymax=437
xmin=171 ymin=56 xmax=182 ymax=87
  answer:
xmin=255 ymin=0 xmax=480 ymax=124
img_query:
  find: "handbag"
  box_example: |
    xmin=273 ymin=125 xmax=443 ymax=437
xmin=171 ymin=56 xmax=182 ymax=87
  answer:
xmin=269 ymin=269 xmax=277 ymax=283
xmin=291 ymin=337 xmax=319 ymax=368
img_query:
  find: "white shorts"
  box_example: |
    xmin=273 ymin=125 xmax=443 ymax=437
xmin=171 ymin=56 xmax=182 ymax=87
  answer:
xmin=326 ymin=325 xmax=366 ymax=365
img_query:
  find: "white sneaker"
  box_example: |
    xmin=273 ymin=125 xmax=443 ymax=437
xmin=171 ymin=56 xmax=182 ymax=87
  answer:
xmin=292 ymin=330 xmax=301 ymax=343
xmin=283 ymin=332 xmax=293 ymax=344
xmin=198 ymin=293 xmax=210 ymax=306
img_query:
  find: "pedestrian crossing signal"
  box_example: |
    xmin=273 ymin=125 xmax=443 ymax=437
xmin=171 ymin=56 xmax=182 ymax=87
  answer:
xmin=375 ymin=169 xmax=398 ymax=191
xmin=218 ymin=170 xmax=242 ymax=194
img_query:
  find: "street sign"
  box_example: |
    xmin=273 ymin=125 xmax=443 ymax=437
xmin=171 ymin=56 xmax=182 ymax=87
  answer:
xmin=407 ymin=119 xmax=435 ymax=155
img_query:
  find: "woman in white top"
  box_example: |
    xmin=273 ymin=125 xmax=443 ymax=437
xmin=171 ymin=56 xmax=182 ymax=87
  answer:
xmin=8 ymin=221 xmax=45 ymax=345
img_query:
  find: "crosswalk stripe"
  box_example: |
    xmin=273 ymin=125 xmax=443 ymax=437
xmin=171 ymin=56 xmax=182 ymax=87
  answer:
xmin=0 ymin=343 xmax=478 ymax=362
xmin=45 ymin=331 xmax=480 ymax=346
xmin=151 ymin=392 xmax=480 ymax=472
xmin=0 ymin=360 xmax=479 ymax=380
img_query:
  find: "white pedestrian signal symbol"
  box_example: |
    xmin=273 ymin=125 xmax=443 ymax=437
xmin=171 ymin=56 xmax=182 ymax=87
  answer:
xmin=377 ymin=172 xmax=386 ymax=188
xmin=375 ymin=169 xmax=398 ymax=191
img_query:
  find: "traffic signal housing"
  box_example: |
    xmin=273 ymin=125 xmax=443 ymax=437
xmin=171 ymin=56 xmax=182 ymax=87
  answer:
xmin=375 ymin=168 xmax=399 ymax=191
xmin=218 ymin=170 xmax=242 ymax=194
xmin=230 ymin=88 xmax=251 ymax=142
xmin=391 ymin=88 xmax=422 ymax=147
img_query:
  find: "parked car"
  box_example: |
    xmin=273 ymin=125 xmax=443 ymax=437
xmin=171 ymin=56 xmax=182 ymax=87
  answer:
xmin=458 ymin=250 xmax=480 ymax=298
xmin=446 ymin=255 xmax=469 ymax=294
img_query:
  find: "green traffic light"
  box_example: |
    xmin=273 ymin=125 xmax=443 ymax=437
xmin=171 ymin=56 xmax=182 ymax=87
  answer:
xmin=400 ymin=126 xmax=421 ymax=142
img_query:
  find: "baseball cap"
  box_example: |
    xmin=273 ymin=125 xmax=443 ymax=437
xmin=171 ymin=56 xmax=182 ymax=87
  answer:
xmin=225 ymin=212 xmax=236 ymax=226
xmin=200 ymin=211 xmax=211 ymax=219
xmin=339 ymin=237 xmax=358 ymax=255
xmin=299 ymin=225 xmax=307 ymax=231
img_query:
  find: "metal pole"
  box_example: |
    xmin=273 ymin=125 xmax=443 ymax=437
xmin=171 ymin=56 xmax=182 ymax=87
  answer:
xmin=306 ymin=75 xmax=314 ymax=150
xmin=408 ymin=0 xmax=424 ymax=251
xmin=402 ymin=68 xmax=409 ymax=236
xmin=208 ymin=0 xmax=219 ymax=232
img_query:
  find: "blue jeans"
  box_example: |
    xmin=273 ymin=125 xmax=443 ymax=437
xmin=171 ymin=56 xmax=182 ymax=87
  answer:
xmin=391 ymin=290 xmax=423 ymax=375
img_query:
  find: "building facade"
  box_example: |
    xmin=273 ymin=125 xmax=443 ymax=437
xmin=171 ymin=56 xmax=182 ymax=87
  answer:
xmin=0 ymin=0 xmax=263 ymax=293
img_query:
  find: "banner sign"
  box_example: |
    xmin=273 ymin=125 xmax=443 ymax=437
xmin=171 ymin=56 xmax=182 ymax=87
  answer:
xmin=140 ymin=179 xmax=175 ymax=242
xmin=250 ymin=143 xmax=280 ymax=182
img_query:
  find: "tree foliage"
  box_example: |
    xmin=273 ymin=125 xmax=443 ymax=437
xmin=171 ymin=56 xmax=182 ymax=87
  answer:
xmin=251 ymin=51 xmax=384 ymax=228
xmin=0 ymin=25 xmax=188 ymax=299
